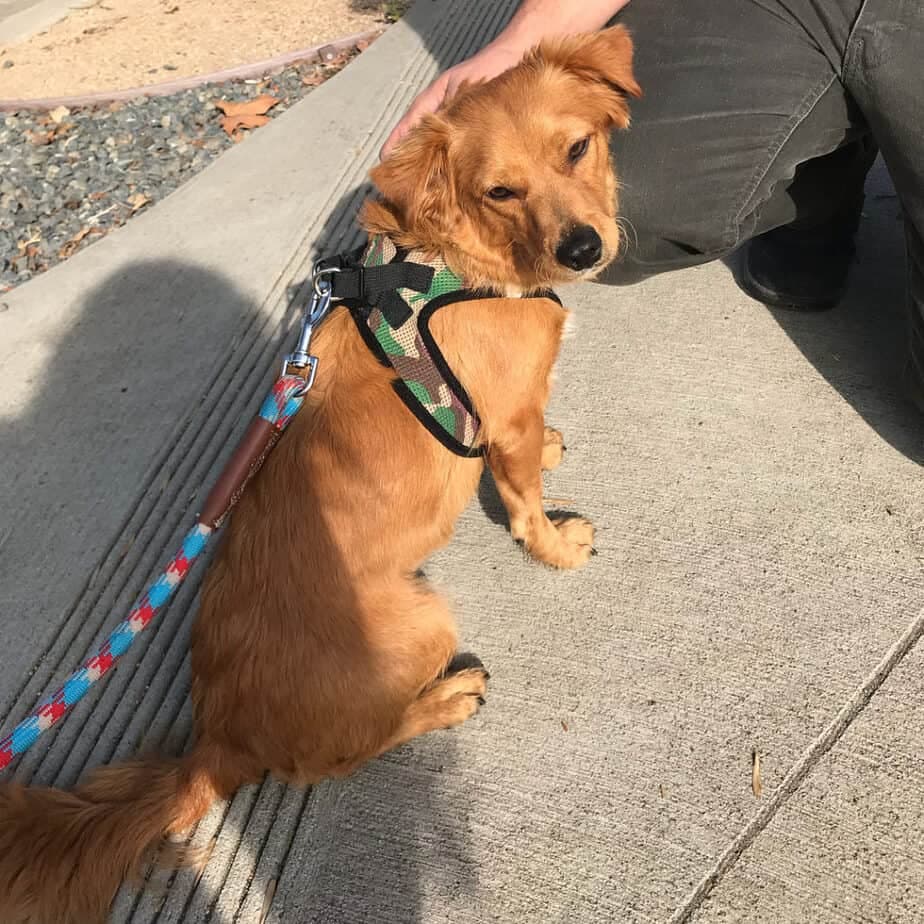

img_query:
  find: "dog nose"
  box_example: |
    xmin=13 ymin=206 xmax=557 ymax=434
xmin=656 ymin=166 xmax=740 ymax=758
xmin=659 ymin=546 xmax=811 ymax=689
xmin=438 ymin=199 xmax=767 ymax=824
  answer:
xmin=555 ymin=225 xmax=603 ymax=271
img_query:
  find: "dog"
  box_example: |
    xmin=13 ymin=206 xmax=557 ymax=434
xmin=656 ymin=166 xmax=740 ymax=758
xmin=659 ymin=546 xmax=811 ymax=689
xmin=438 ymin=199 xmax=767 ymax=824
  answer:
xmin=0 ymin=25 xmax=639 ymax=923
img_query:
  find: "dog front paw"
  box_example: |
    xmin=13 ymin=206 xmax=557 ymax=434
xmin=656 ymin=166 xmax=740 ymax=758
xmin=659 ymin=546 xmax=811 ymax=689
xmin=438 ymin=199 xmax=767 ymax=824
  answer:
xmin=522 ymin=514 xmax=596 ymax=569
xmin=548 ymin=515 xmax=596 ymax=568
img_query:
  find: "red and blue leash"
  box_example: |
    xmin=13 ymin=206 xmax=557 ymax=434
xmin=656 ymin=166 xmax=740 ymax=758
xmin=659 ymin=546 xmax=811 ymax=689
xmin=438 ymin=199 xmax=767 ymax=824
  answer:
xmin=0 ymin=269 xmax=337 ymax=773
xmin=0 ymin=375 xmax=308 ymax=772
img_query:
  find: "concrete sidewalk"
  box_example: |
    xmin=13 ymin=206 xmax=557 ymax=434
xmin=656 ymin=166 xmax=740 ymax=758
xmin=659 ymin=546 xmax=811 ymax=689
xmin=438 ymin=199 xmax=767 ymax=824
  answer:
xmin=1 ymin=1 xmax=923 ymax=921
xmin=0 ymin=0 xmax=74 ymax=46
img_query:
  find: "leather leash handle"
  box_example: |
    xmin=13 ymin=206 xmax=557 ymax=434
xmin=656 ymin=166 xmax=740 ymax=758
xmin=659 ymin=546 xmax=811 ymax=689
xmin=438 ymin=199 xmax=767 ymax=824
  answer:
xmin=197 ymin=372 xmax=309 ymax=530
xmin=197 ymin=416 xmax=281 ymax=530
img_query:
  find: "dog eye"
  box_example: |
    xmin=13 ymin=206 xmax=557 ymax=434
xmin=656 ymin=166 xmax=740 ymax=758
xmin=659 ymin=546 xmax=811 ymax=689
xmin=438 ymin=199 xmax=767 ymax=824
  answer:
xmin=487 ymin=186 xmax=516 ymax=201
xmin=568 ymin=137 xmax=590 ymax=163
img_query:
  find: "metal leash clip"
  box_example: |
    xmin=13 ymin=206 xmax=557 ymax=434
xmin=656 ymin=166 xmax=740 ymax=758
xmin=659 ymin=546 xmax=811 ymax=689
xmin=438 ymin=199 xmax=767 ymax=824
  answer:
xmin=282 ymin=263 xmax=340 ymax=387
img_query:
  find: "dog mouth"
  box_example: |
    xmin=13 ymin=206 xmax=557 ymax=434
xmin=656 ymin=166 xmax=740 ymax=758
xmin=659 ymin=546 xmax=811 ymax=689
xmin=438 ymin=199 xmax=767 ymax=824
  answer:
xmin=565 ymin=252 xmax=615 ymax=280
xmin=525 ymin=248 xmax=614 ymax=288
xmin=509 ymin=223 xmax=618 ymax=287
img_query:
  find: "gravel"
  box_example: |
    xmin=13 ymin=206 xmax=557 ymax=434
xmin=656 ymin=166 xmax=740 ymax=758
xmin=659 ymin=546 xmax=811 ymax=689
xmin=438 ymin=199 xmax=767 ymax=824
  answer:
xmin=0 ymin=45 xmax=366 ymax=292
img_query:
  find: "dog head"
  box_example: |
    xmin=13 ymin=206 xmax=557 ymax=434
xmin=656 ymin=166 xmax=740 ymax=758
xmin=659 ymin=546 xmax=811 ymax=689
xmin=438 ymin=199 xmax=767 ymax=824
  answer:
xmin=366 ymin=25 xmax=641 ymax=291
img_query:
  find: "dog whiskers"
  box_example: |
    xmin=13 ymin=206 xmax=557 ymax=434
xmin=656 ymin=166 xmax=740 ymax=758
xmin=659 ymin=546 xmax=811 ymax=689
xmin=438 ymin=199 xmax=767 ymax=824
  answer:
xmin=616 ymin=216 xmax=638 ymax=256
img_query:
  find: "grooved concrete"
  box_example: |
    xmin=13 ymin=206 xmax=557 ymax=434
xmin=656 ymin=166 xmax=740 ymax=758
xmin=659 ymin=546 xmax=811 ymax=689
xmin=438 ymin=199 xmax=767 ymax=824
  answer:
xmin=1 ymin=2 xmax=923 ymax=922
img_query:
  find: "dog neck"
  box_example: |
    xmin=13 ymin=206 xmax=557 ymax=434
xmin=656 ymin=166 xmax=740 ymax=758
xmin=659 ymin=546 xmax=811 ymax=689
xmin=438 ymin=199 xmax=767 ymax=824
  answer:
xmin=360 ymin=199 xmax=539 ymax=297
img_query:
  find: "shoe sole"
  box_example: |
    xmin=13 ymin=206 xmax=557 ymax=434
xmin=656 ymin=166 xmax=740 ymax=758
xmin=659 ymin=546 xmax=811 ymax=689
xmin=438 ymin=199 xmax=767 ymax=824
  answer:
xmin=738 ymin=262 xmax=843 ymax=312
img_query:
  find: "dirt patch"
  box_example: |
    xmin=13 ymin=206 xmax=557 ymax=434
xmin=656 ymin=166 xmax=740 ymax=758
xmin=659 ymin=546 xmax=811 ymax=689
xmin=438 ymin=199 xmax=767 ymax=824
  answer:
xmin=0 ymin=0 xmax=394 ymax=98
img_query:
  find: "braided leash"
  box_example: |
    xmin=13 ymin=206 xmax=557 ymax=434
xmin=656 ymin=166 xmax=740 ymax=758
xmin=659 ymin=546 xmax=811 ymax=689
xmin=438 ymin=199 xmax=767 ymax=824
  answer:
xmin=0 ymin=246 xmax=443 ymax=773
xmin=0 ymin=375 xmax=309 ymax=772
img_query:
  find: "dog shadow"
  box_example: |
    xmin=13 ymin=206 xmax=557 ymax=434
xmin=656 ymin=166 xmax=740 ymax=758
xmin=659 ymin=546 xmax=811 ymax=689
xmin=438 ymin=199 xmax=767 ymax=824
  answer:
xmin=271 ymin=735 xmax=479 ymax=924
xmin=476 ymin=469 xmax=508 ymax=528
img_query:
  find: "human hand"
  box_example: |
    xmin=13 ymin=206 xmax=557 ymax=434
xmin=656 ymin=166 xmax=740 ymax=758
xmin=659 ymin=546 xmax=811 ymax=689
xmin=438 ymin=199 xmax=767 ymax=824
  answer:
xmin=380 ymin=41 xmax=523 ymax=160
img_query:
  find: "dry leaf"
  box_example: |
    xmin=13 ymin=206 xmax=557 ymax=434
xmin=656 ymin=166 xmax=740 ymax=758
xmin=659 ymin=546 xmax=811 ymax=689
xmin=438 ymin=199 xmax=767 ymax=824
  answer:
xmin=221 ymin=113 xmax=270 ymax=137
xmin=26 ymin=121 xmax=72 ymax=144
xmin=751 ymin=749 xmax=762 ymax=798
xmin=214 ymin=95 xmax=279 ymax=137
xmin=26 ymin=129 xmax=55 ymax=146
xmin=14 ymin=243 xmax=45 ymax=274
xmin=213 ymin=94 xmax=279 ymax=118
xmin=127 ymin=192 xmax=152 ymax=212
xmin=58 ymin=226 xmax=94 ymax=258
xmin=17 ymin=232 xmax=41 ymax=252
xmin=560 ymin=719 xmax=568 ymax=732
xmin=301 ymin=72 xmax=324 ymax=87
xmin=48 ymin=105 xmax=71 ymax=123
xmin=58 ymin=225 xmax=103 ymax=258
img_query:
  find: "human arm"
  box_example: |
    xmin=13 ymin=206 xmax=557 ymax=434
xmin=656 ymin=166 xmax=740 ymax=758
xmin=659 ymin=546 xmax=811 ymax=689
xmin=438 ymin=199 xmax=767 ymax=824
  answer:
xmin=380 ymin=0 xmax=631 ymax=158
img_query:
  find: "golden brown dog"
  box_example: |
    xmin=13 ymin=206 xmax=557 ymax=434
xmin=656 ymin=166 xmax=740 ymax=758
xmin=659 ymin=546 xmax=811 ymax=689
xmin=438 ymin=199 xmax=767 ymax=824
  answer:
xmin=0 ymin=26 xmax=638 ymax=923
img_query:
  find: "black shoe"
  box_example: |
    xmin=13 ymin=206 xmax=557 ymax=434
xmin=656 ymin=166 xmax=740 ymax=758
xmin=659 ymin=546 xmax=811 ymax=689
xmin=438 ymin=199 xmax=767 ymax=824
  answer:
xmin=740 ymin=212 xmax=861 ymax=312
xmin=905 ymin=357 xmax=924 ymax=416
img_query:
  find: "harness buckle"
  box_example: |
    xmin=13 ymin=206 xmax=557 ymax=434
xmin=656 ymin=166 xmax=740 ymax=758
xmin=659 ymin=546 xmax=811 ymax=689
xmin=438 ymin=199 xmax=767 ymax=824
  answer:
xmin=312 ymin=262 xmax=342 ymax=297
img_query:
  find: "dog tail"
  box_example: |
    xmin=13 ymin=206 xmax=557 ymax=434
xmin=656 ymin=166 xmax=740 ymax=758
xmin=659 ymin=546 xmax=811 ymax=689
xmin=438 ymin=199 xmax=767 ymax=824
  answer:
xmin=0 ymin=746 xmax=231 ymax=924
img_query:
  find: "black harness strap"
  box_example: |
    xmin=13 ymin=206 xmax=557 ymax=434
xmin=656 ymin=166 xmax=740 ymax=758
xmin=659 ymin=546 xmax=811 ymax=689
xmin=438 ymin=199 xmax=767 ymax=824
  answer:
xmin=318 ymin=251 xmax=435 ymax=327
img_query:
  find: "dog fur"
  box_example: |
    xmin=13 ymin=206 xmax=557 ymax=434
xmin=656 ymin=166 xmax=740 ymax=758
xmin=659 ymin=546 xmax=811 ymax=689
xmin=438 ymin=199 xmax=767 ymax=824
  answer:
xmin=0 ymin=26 xmax=638 ymax=923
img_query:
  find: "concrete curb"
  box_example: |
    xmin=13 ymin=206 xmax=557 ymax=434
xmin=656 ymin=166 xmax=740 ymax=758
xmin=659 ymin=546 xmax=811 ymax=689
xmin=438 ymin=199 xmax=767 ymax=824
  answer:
xmin=0 ymin=25 xmax=384 ymax=112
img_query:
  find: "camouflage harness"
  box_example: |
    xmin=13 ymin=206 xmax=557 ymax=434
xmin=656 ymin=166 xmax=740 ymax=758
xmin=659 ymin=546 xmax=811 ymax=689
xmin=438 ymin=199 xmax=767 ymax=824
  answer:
xmin=320 ymin=234 xmax=559 ymax=458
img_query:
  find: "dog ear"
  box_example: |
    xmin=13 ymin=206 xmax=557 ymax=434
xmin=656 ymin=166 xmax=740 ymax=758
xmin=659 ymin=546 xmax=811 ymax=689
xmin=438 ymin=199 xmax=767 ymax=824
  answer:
xmin=536 ymin=25 xmax=641 ymax=128
xmin=370 ymin=115 xmax=453 ymax=237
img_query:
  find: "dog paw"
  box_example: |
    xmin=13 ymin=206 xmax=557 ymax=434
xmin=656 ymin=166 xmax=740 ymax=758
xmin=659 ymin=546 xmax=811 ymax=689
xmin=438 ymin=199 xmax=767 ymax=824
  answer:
xmin=436 ymin=668 xmax=488 ymax=727
xmin=547 ymin=515 xmax=596 ymax=569
xmin=446 ymin=690 xmax=485 ymax=726
xmin=437 ymin=667 xmax=489 ymax=701
xmin=541 ymin=426 xmax=566 ymax=470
